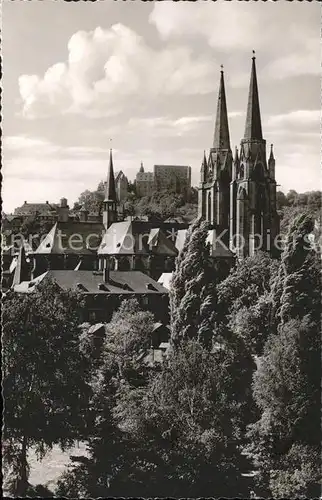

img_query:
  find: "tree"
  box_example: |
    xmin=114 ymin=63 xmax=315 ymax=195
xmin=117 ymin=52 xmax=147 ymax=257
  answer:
xmin=56 ymin=299 xmax=157 ymax=497
xmin=113 ymin=338 xmax=254 ymax=497
xmin=276 ymin=190 xmax=288 ymax=210
xmin=19 ymin=215 xmax=54 ymax=247
xmin=286 ymin=189 xmax=298 ymax=206
xmin=3 ymin=280 xmax=92 ymax=496
xmin=246 ymin=213 xmax=321 ymax=497
xmin=216 ymin=252 xmax=279 ymax=355
xmin=170 ymin=217 xmax=217 ymax=348
xmin=76 ymin=181 xmax=105 ymax=214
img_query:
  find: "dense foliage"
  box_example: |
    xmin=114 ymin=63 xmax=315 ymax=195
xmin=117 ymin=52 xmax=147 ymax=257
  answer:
xmin=246 ymin=214 xmax=321 ymax=497
xmin=4 ymin=199 xmax=320 ymax=497
xmin=170 ymin=217 xmax=217 ymax=348
xmin=3 ymin=280 xmax=92 ymax=496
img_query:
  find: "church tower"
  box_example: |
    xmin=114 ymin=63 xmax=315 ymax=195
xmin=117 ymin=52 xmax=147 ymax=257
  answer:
xmin=103 ymin=149 xmax=118 ymax=230
xmin=198 ymin=68 xmax=232 ymax=244
xmin=230 ymin=53 xmax=279 ymax=258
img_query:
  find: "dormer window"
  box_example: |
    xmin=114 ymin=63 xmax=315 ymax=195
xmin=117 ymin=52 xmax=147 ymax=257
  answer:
xmin=146 ymin=283 xmax=157 ymax=291
xmin=76 ymin=283 xmax=88 ymax=292
xmin=98 ymin=283 xmax=109 ymax=292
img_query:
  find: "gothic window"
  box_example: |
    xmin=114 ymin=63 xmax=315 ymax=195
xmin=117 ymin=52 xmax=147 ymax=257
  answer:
xmin=238 ymin=164 xmax=244 ymax=179
xmin=207 ymin=192 xmax=212 ymax=222
xmin=253 ymin=163 xmax=265 ymax=181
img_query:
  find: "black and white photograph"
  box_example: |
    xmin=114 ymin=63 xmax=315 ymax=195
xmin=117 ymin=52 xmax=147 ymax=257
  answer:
xmin=2 ymin=0 xmax=321 ymax=497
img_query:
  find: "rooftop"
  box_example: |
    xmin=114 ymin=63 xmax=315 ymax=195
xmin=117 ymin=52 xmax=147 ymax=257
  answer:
xmin=14 ymin=270 xmax=169 ymax=296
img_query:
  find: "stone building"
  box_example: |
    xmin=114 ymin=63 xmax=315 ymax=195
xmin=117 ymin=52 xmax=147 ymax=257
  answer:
xmin=135 ymin=162 xmax=155 ymax=197
xmin=198 ymin=55 xmax=279 ymax=259
xmin=154 ymin=164 xmax=191 ymax=198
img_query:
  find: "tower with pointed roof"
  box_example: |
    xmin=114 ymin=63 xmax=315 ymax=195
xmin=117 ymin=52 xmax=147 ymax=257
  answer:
xmin=198 ymin=67 xmax=232 ymax=243
xmin=230 ymin=53 xmax=279 ymax=258
xmin=103 ymin=149 xmax=118 ymax=230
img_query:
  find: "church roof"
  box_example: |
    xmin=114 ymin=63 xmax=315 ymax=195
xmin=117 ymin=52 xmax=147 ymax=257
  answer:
xmin=33 ymin=221 xmax=104 ymax=255
xmin=98 ymin=220 xmax=178 ymax=256
xmin=175 ymin=228 xmax=234 ymax=258
xmin=244 ymin=54 xmax=263 ymax=140
xmin=213 ymin=69 xmax=230 ymax=150
xmin=157 ymin=272 xmax=173 ymax=290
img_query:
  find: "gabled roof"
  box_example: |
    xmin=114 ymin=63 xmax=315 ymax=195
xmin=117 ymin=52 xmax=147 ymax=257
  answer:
xmin=147 ymin=228 xmax=178 ymax=256
xmin=98 ymin=220 xmax=134 ymax=254
xmin=13 ymin=271 xmax=48 ymax=293
xmin=175 ymin=229 xmax=188 ymax=253
xmin=34 ymin=221 xmax=104 ymax=255
xmin=115 ymin=170 xmax=127 ymax=183
xmin=98 ymin=221 xmax=178 ymax=256
xmin=158 ymin=272 xmax=173 ymax=290
xmin=175 ymin=229 xmax=234 ymax=258
xmin=12 ymin=245 xmax=29 ymax=287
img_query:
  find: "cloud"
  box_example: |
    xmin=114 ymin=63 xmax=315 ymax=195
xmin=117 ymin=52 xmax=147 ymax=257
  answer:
xmin=127 ymin=115 xmax=213 ymax=138
xmin=149 ymin=1 xmax=319 ymax=80
xmin=266 ymin=110 xmax=320 ymax=129
xmin=18 ymin=24 xmax=217 ymax=119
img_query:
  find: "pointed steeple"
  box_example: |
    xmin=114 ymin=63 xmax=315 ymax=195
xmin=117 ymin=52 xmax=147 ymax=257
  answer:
xmin=269 ymin=143 xmax=275 ymax=161
xmin=104 ymin=149 xmax=117 ymax=202
xmin=200 ymin=150 xmax=208 ymax=182
xmin=213 ymin=67 xmax=230 ymax=150
xmin=202 ymin=150 xmax=207 ymax=167
xmin=234 ymin=146 xmax=239 ymax=162
xmin=244 ymin=52 xmax=263 ymax=140
xmin=139 ymin=161 xmax=144 ymax=173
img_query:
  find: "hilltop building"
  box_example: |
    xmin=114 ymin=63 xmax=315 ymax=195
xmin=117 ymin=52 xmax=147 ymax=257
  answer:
xmin=154 ymin=164 xmax=191 ymax=198
xmin=135 ymin=162 xmax=155 ymax=197
xmin=198 ymin=55 xmax=279 ymax=258
xmin=135 ymin=162 xmax=191 ymax=200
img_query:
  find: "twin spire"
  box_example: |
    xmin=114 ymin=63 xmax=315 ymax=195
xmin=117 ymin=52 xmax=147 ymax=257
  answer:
xmin=212 ymin=52 xmax=263 ymax=150
xmin=244 ymin=52 xmax=263 ymax=140
xmin=213 ymin=66 xmax=230 ymax=150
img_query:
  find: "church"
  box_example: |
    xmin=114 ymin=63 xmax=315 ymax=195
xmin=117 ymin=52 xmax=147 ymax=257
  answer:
xmin=6 ymin=54 xmax=281 ymax=315
xmin=198 ymin=54 xmax=280 ymax=259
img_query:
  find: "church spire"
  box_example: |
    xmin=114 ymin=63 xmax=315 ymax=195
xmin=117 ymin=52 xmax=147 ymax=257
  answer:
xmin=244 ymin=51 xmax=263 ymax=140
xmin=213 ymin=66 xmax=230 ymax=150
xmin=104 ymin=149 xmax=117 ymax=202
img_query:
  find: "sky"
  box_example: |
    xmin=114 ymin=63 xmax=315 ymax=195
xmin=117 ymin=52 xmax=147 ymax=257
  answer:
xmin=2 ymin=0 xmax=321 ymax=213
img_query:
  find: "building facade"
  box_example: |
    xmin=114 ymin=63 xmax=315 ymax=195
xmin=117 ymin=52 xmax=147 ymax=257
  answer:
xmin=154 ymin=164 xmax=191 ymax=198
xmin=115 ymin=170 xmax=129 ymax=204
xmin=198 ymin=55 xmax=279 ymax=258
xmin=135 ymin=162 xmax=155 ymax=197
